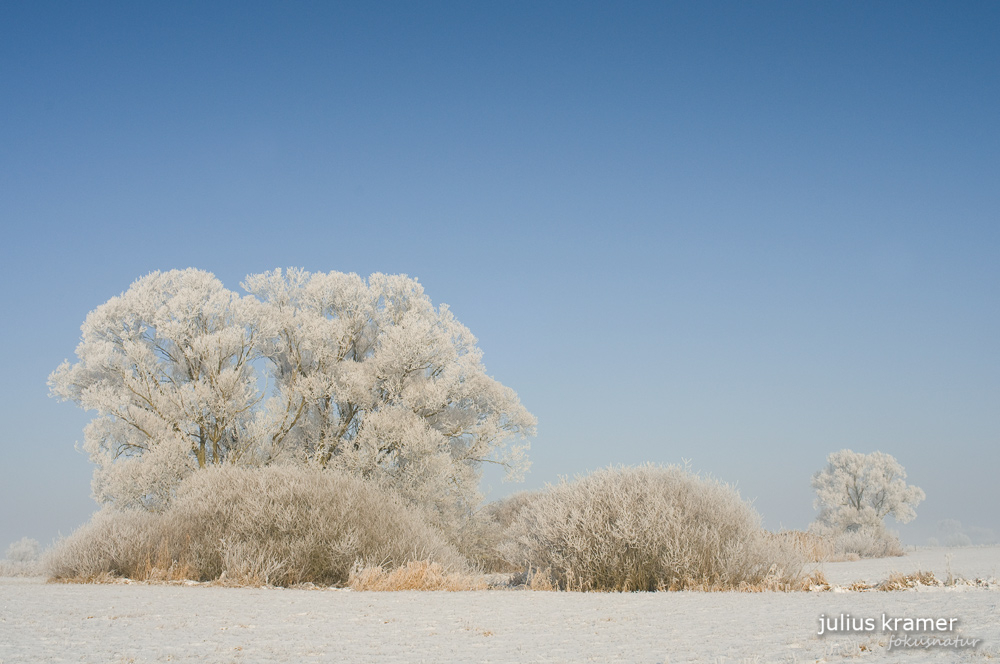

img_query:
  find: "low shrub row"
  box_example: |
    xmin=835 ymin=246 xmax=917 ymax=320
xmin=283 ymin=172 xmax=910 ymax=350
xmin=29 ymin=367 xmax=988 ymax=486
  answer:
xmin=44 ymin=463 xmax=811 ymax=590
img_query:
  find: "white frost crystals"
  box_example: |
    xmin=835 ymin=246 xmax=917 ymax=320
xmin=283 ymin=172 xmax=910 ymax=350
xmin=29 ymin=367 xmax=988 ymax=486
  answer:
xmin=49 ymin=268 xmax=536 ymax=518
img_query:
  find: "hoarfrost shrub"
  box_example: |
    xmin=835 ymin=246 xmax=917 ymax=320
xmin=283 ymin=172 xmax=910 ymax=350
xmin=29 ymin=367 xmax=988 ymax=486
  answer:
xmin=455 ymin=491 xmax=543 ymax=573
xmin=503 ymin=464 xmax=803 ymax=591
xmin=46 ymin=466 xmax=466 ymax=586
xmin=815 ymin=522 xmax=904 ymax=559
xmin=44 ymin=508 xmax=160 ymax=581
xmin=768 ymin=530 xmax=833 ymax=563
xmin=164 ymin=465 xmax=466 ymax=584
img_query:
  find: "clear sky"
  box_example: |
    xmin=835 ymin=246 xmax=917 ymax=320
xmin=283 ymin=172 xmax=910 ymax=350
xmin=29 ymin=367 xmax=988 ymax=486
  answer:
xmin=2 ymin=1 xmax=998 ymax=550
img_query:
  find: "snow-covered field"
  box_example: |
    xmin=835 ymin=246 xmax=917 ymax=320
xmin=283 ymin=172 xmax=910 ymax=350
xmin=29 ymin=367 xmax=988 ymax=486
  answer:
xmin=2 ymin=547 xmax=998 ymax=663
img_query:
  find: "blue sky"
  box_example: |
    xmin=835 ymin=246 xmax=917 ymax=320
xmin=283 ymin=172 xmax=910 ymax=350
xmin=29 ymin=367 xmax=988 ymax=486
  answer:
xmin=2 ymin=1 xmax=998 ymax=549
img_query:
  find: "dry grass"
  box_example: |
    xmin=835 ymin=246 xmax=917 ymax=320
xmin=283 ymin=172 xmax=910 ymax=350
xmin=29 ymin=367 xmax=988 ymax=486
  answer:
xmin=829 ymin=571 xmax=942 ymax=592
xmin=523 ymin=567 xmax=557 ymax=591
xmin=348 ymin=560 xmax=488 ymax=591
xmin=877 ymin=571 xmax=940 ymax=591
xmin=736 ymin=566 xmax=831 ymax=593
xmin=803 ymin=570 xmax=831 ymax=591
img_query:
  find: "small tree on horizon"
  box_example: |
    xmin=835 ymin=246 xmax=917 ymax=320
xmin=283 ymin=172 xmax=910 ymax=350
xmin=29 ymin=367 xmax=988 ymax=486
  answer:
xmin=811 ymin=449 xmax=925 ymax=533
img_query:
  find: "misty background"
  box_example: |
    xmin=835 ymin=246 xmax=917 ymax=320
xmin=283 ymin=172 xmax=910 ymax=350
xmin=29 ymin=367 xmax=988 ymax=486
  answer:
xmin=2 ymin=1 xmax=998 ymax=551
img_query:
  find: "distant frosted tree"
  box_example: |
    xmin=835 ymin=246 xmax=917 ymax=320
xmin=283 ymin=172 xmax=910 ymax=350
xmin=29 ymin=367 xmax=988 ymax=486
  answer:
xmin=6 ymin=537 xmax=40 ymax=562
xmin=811 ymin=449 xmax=925 ymax=531
xmin=50 ymin=267 xmax=535 ymax=518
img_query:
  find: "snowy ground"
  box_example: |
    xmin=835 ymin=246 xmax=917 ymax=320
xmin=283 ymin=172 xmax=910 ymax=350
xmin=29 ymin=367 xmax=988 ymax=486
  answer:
xmin=819 ymin=546 xmax=1000 ymax=587
xmin=1 ymin=547 xmax=998 ymax=663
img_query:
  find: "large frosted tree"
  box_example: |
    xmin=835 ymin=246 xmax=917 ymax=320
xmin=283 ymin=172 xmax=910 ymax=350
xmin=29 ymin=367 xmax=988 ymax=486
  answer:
xmin=242 ymin=268 xmax=536 ymax=516
xmin=49 ymin=268 xmax=536 ymax=517
xmin=49 ymin=269 xmax=266 ymax=508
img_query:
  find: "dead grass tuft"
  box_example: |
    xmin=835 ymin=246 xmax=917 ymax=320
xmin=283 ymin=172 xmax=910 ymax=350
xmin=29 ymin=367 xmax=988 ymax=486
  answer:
xmin=526 ymin=567 xmax=557 ymax=591
xmin=741 ymin=567 xmax=831 ymax=592
xmin=877 ymin=571 xmax=940 ymax=591
xmin=348 ymin=560 xmax=487 ymax=591
xmin=804 ymin=570 xmax=831 ymax=591
xmin=836 ymin=571 xmax=943 ymax=592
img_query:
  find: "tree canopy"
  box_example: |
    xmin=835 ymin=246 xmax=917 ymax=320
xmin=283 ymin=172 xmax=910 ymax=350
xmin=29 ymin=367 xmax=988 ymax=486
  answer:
xmin=811 ymin=449 xmax=925 ymax=531
xmin=50 ymin=268 xmax=536 ymax=518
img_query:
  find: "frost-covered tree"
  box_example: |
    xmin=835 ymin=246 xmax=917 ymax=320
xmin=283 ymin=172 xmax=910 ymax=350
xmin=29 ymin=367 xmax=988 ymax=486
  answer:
xmin=49 ymin=269 xmax=266 ymax=508
xmin=243 ymin=268 xmax=536 ymax=517
xmin=50 ymin=267 xmax=536 ymax=518
xmin=811 ymin=449 xmax=925 ymax=531
xmin=5 ymin=537 xmax=40 ymax=563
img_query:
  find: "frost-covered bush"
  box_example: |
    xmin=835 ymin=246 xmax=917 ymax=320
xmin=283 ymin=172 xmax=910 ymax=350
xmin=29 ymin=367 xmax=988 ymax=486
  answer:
xmin=46 ymin=466 xmax=465 ymax=585
xmin=455 ymin=491 xmax=544 ymax=573
xmin=165 ymin=465 xmax=466 ymax=584
xmin=768 ymin=530 xmax=834 ymax=563
xmin=43 ymin=509 xmax=160 ymax=581
xmin=812 ymin=522 xmax=904 ymax=559
xmin=502 ymin=464 xmax=803 ymax=591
